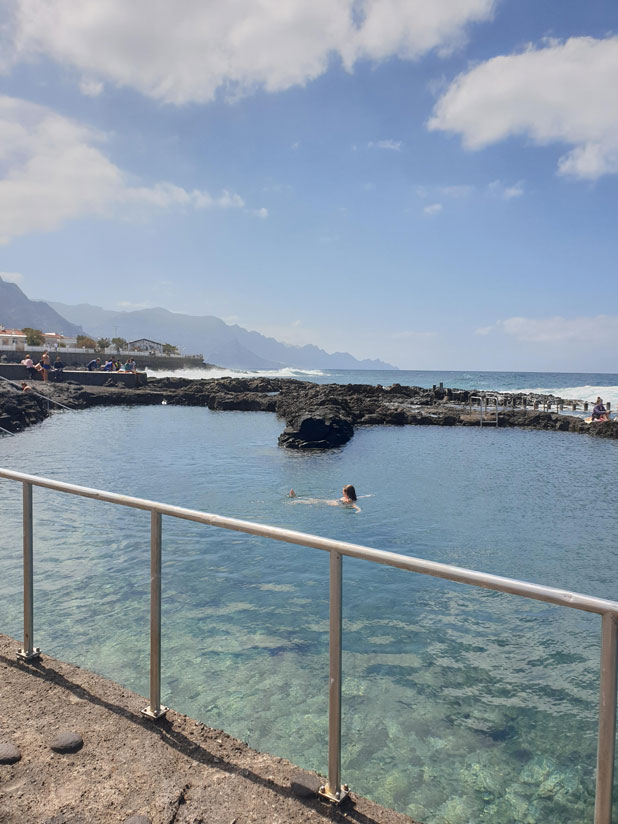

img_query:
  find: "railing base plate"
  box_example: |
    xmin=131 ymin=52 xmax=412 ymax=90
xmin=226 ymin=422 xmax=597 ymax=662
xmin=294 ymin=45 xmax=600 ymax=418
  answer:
xmin=318 ymin=784 xmax=349 ymax=804
xmin=17 ymin=647 xmax=41 ymax=661
xmin=141 ymin=705 xmax=169 ymax=720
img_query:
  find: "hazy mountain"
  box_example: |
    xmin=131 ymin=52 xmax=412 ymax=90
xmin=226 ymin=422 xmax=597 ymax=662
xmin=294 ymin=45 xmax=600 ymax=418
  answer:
xmin=48 ymin=301 xmax=396 ymax=370
xmin=0 ymin=278 xmax=82 ymax=336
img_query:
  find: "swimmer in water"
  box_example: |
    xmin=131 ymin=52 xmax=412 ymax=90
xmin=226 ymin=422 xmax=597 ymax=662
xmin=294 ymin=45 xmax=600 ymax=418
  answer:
xmin=288 ymin=485 xmax=360 ymax=511
xmin=340 ymin=484 xmax=356 ymax=503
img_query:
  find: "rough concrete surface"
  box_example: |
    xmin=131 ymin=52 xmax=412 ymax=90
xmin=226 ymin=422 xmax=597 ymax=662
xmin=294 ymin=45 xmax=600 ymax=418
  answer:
xmin=0 ymin=634 xmax=418 ymax=824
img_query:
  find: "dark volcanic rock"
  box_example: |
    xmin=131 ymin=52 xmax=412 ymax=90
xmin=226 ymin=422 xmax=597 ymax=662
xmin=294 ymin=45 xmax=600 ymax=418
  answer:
xmin=3 ymin=374 xmax=618 ymax=453
xmin=0 ymin=388 xmax=50 ymax=433
xmin=278 ymin=408 xmax=354 ymax=450
xmin=50 ymin=731 xmax=83 ymax=753
xmin=0 ymin=742 xmax=21 ymax=764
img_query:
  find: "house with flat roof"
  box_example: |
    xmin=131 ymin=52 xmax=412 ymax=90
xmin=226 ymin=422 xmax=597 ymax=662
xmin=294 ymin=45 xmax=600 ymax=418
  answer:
xmin=0 ymin=328 xmax=27 ymax=348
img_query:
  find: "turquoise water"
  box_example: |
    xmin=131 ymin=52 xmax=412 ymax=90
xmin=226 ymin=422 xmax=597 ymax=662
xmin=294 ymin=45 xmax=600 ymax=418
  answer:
xmin=0 ymin=404 xmax=617 ymax=823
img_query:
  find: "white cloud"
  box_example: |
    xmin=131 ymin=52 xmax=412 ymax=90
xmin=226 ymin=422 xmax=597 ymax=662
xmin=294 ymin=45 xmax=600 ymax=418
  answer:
xmin=477 ymin=315 xmax=618 ymax=346
xmin=0 ymin=95 xmax=246 ymax=243
xmin=440 ymin=184 xmax=474 ymax=198
xmin=368 ymin=139 xmax=403 ymax=151
xmin=78 ymin=77 xmax=104 ymax=97
xmin=429 ymin=36 xmax=618 ymax=179
xmin=423 ymin=202 xmax=443 ymax=215
xmin=0 ymin=271 xmax=24 ymax=283
xmin=488 ymin=179 xmax=524 ymax=199
xmin=252 ymin=207 xmax=269 ymax=219
xmin=5 ymin=0 xmax=496 ymax=104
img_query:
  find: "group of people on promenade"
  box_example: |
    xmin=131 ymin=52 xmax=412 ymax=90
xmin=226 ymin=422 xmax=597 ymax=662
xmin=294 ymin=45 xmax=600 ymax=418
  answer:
xmin=87 ymin=357 xmax=137 ymax=373
xmin=21 ymin=352 xmax=64 ymax=383
xmin=20 ymin=353 xmax=139 ymax=383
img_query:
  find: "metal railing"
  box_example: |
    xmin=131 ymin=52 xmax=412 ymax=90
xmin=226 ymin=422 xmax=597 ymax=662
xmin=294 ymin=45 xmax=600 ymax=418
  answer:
xmin=0 ymin=375 xmax=74 ymax=413
xmin=469 ymin=393 xmax=501 ymax=426
xmin=1 ymin=466 xmax=617 ymax=819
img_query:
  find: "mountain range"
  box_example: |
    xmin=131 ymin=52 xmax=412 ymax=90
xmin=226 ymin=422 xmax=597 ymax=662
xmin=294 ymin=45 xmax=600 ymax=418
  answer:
xmin=0 ymin=277 xmax=395 ymax=369
xmin=0 ymin=278 xmax=82 ymax=337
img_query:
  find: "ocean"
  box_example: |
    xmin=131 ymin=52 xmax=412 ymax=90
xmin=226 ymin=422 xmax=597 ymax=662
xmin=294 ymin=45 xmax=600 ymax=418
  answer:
xmin=0 ymin=369 xmax=617 ymax=823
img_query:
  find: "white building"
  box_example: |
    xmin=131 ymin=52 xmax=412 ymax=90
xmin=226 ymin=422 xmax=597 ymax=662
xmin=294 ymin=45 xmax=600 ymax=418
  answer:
xmin=128 ymin=338 xmax=164 ymax=354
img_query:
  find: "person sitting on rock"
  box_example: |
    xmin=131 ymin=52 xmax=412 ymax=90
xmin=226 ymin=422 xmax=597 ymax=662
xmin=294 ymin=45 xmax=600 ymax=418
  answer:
xmin=52 ymin=356 xmax=65 ymax=381
xmin=21 ymin=381 xmax=32 ymax=392
xmin=592 ymin=397 xmax=609 ymax=422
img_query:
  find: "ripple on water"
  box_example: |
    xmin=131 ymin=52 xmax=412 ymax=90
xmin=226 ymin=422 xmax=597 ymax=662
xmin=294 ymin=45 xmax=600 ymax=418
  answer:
xmin=0 ymin=406 xmax=615 ymax=823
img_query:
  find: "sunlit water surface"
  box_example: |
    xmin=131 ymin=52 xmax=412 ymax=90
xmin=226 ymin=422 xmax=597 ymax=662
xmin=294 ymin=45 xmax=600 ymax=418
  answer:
xmin=1 ymin=406 xmax=617 ymax=824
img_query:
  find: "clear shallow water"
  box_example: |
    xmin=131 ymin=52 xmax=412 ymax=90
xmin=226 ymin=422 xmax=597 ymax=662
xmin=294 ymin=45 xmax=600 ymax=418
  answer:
xmin=1 ymin=406 xmax=617 ymax=823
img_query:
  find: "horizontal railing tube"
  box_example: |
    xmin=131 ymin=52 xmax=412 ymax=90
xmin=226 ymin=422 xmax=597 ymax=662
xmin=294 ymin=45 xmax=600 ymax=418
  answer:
xmin=1 ymin=468 xmax=617 ymax=617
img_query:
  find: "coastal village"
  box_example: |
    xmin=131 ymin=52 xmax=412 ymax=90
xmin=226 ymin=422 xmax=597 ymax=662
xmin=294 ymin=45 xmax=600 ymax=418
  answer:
xmin=0 ymin=325 xmax=191 ymax=360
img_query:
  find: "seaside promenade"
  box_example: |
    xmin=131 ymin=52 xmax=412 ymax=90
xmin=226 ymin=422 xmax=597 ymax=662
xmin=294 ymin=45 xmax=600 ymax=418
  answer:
xmin=0 ymin=634 xmax=416 ymax=824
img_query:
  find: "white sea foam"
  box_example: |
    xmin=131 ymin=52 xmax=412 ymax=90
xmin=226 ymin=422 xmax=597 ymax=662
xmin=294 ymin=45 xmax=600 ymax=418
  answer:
xmin=518 ymin=385 xmax=618 ymax=407
xmin=146 ymin=365 xmax=326 ymax=380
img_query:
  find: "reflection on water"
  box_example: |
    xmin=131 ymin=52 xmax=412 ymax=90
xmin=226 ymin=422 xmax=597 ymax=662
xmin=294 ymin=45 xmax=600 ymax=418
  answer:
xmin=0 ymin=406 xmax=616 ymax=823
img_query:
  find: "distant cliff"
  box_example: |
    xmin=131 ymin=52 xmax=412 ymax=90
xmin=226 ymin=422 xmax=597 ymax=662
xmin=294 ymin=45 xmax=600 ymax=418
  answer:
xmin=0 ymin=278 xmax=82 ymax=337
xmin=48 ymin=301 xmax=396 ymax=370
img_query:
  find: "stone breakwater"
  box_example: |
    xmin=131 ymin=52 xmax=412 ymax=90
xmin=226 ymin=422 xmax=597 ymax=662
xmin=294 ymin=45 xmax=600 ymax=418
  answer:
xmin=1 ymin=377 xmax=617 ymax=449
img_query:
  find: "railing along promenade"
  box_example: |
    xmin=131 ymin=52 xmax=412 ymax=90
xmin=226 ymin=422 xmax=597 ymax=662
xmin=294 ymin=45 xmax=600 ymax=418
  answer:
xmin=1 ymin=467 xmax=617 ymax=821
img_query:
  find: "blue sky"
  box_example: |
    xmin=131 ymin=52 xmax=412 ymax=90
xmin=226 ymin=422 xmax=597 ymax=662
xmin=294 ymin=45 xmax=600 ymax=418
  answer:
xmin=1 ymin=0 xmax=617 ymax=370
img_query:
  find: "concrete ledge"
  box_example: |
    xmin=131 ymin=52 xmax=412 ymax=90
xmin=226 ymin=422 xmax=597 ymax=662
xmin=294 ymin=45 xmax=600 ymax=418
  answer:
xmin=0 ymin=363 xmax=147 ymax=388
xmin=0 ymin=633 xmax=418 ymax=824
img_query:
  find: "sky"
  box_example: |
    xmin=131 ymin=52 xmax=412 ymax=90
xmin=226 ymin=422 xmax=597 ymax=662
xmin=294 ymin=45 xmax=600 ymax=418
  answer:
xmin=1 ymin=0 xmax=617 ymax=371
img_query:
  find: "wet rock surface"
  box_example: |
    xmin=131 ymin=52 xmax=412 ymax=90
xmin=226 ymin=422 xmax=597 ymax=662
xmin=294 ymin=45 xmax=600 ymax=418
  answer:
xmin=1 ymin=375 xmax=616 ymax=450
xmin=0 ymin=633 xmax=417 ymax=824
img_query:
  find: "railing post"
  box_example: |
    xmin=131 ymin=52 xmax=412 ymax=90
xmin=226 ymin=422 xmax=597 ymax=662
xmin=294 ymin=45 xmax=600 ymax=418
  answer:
xmin=17 ymin=481 xmax=40 ymax=661
xmin=141 ymin=510 xmax=168 ymax=720
xmin=320 ymin=550 xmax=348 ymax=803
xmin=594 ymin=612 xmax=618 ymax=824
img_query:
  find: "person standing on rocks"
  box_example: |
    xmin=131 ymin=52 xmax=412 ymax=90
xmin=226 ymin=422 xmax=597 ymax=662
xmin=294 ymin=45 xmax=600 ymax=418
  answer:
xmin=21 ymin=355 xmax=38 ymax=381
xmin=38 ymin=351 xmax=51 ymax=383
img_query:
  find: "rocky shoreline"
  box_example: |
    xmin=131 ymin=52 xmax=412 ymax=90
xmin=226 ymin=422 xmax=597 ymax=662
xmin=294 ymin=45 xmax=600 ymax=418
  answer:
xmin=1 ymin=376 xmax=617 ymax=448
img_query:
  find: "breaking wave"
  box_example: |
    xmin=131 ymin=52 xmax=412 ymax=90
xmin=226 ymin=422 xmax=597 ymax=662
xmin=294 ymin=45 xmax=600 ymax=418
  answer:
xmin=518 ymin=384 xmax=618 ymax=407
xmin=146 ymin=365 xmax=326 ymax=380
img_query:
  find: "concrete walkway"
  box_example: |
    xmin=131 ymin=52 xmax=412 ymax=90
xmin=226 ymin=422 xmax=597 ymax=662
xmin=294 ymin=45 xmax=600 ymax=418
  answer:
xmin=0 ymin=634 xmax=418 ymax=824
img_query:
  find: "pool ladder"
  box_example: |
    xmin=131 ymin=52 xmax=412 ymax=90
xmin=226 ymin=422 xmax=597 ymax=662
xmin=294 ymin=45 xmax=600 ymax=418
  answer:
xmin=469 ymin=393 xmax=501 ymax=426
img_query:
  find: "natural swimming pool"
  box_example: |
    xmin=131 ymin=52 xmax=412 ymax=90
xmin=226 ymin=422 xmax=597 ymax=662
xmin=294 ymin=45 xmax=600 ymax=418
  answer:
xmin=0 ymin=405 xmax=616 ymax=823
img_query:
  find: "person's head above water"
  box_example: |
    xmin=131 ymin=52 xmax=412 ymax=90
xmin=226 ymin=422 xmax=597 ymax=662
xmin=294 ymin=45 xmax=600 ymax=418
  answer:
xmin=341 ymin=484 xmax=357 ymax=502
